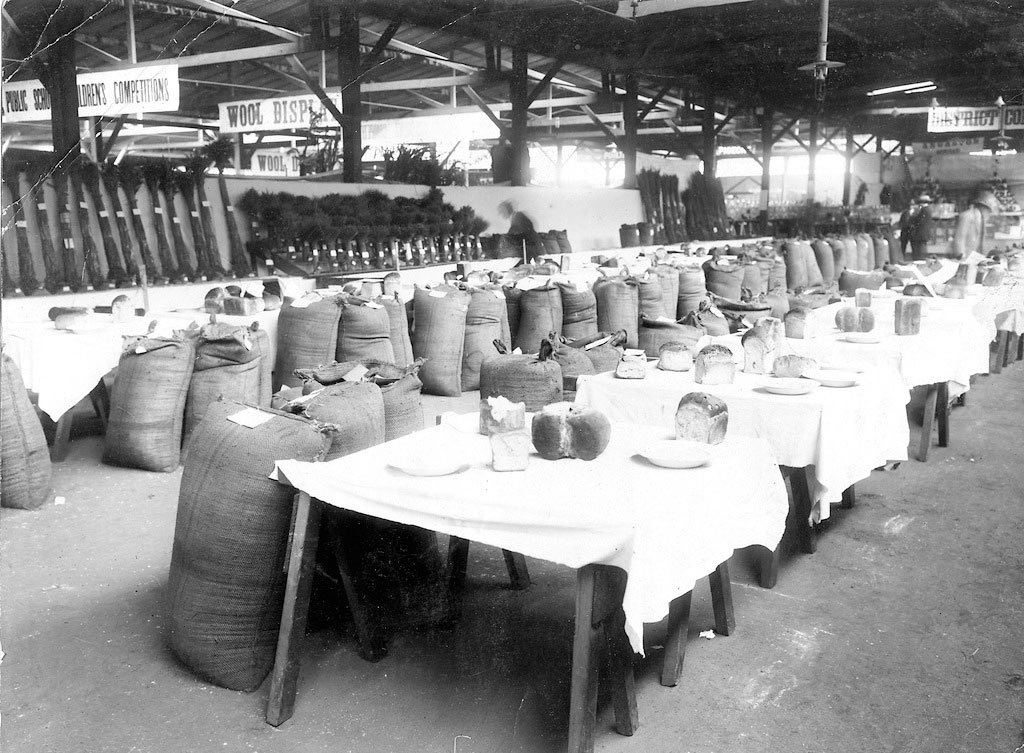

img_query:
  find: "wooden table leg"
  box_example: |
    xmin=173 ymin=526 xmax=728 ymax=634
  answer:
xmin=568 ymin=564 xmax=602 ymax=753
xmin=1006 ymin=333 xmax=1020 ymax=367
xmin=603 ymin=606 xmax=638 ymax=736
xmin=757 ymin=545 xmax=779 ymax=589
xmin=660 ymin=591 xmax=692 ymax=687
xmin=783 ymin=466 xmax=817 ymax=554
xmin=88 ymin=379 xmax=110 ymax=429
xmin=501 ymin=550 xmax=531 ymax=590
xmin=991 ymin=332 xmax=1007 ymax=374
xmin=709 ymin=561 xmax=735 ymax=637
xmin=917 ymin=383 xmax=939 ymax=462
xmin=49 ymin=411 xmax=73 ymax=462
xmin=267 ymin=491 xmax=323 ymax=727
xmin=841 ymin=484 xmax=856 ymax=509
xmin=936 ymin=382 xmax=950 ymax=448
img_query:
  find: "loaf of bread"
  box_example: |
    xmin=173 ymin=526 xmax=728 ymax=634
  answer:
xmin=741 ymin=317 xmax=784 ymax=374
xmin=479 ymin=395 xmax=527 ymax=435
xmin=222 ymin=296 xmax=263 ymax=315
xmin=111 ymin=295 xmax=134 ymax=323
xmin=615 ymin=352 xmax=647 ymax=379
xmin=835 ymin=306 xmax=875 ymax=332
xmin=54 ymin=308 xmax=91 ymax=330
xmin=855 ymin=290 xmax=872 ymax=307
xmin=773 ymin=354 xmax=818 ymax=378
xmin=894 ymin=298 xmax=923 ymax=336
xmin=490 ymin=430 xmax=532 ymax=472
xmin=658 ymin=342 xmax=693 ymax=372
xmin=694 ymin=344 xmax=736 ymax=385
xmin=784 ymin=307 xmax=810 ymax=339
xmin=204 ymin=287 xmax=226 ymax=314
xmin=675 ymin=391 xmax=728 ymax=445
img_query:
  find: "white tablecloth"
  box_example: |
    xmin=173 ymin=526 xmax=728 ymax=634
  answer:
xmin=798 ymin=297 xmax=991 ymax=392
xmin=575 ymin=365 xmax=909 ymax=523
xmin=2 ymin=309 xmax=280 ymax=422
xmin=274 ymin=421 xmax=788 ymax=655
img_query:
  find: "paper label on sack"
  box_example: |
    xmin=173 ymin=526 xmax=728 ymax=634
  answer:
xmin=584 ymin=335 xmax=612 ymax=350
xmin=429 ymin=290 xmax=447 ymax=298
xmin=655 ymin=315 xmax=676 ymax=324
xmin=709 ymin=305 xmax=724 ymax=318
xmin=342 ymin=364 xmax=369 ymax=382
xmin=245 ymin=281 xmax=265 ymax=297
xmin=492 ymin=289 xmax=505 ymax=300
xmin=364 ymin=301 xmax=384 ymax=309
xmin=227 ymin=407 xmax=275 ymax=428
xmin=283 ymin=389 xmax=323 ymax=408
xmin=624 ymin=348 xmax=646 ymax=357
xmin=512 ymin=347 xmax=523 ymax=355
xmin=576 ymin=280 xmax=589 ymax=293
xmin=134 ymin=344 xmax=147 ymax=354
xmin=290 ymin=292 xmax=321 ymax=309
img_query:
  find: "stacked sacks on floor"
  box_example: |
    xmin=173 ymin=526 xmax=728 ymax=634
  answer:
xmin=1 ymin=354 xmax=53 ymax=510
xmin=593 ymin=276 xmax=640 ymax=348
xmin=103 ymin=332 xmax=194 ymax=472
xmin=336 ymin=293 xmax=395 ymax=365
xmin=412 ymin=284 xmax=471 ymax=397
xmin=479 ymin=339 xmax=563 ymax=411
xmin=514 ymin=281 xmax=562 ymax=354
xmin=274 ymin=292 xmax=342 ymax=390
xmin=461 ymin=286 xmax=509 ymax=391
xmin=557 ymin=280 xmax=599 ymax=341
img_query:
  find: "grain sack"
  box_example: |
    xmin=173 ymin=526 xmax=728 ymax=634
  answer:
xmin=249 ymin=326 xmax=274 ymax=408
xmin=872 ymin=235 xmax=889 ymax=270
xmin=275 ymin=295 xmax=341 ymax=389
xmin=104 ymin=336 xmax=194 ymax=472
xmin=682 ymin=300 xmax=729 ymax=336
xmin=637 ymin=275 xmax=665 ymax=319
xmin=299 ymin=381 xmax=385 ymax=460
xmin=593 ymin=277 xmax=640 ymax=348
xmin=379 ymin=294 xmax=413 ymax=369
xmin=184 ymin=359 xmax=262 ymax=449
xmin=638 ymin=316 xmax=705 ymax=358
xmin=653 ymin=265 xmax=680 ymax=318
xmin=802 ymin=241 xmax=824 ymax=288
xmin=676 ymin=267 xmax=707 ymax=319
xmin=568 ymin=331 xmax=627 ymax=373
xmin=479 ymin=352 xmax=562 ymax=411
xmin=557 ymin=282 xmax=599 ymax=341
xmin=462 ymin=287 xmax=507 ymax=391
xmin=702 ymin=259 xmax=745 ymax=301
xmin=541 ymin=334 xmax=595 ymax=383
xmin=855 ymin=234 xmax=873 ymax=271
xmin=782 ymin=241 xmax=808 ymax=290
xmin=167 ymin=400 xmax=330 ymax=691
xmin=841 ymin=236 xmax=859 ymax=270
xmin=412 ymin=285 xmax=470 ymax=396
xmin=768 ymin=250 xmax=787 ymax=292
xmin=515 ymin=283 xmax=563 ymax=353
xmin=828 ymin=237 xmax=847 ymax=274
xmin=1 ymin=354 xmax=53 ymax=510
xmin=811 ymin=239 xmax=836 ymax=286
xmin=502 ymin=284 xmax=522 ymax=348
xmin=336 ymin=294 xmax=395 ymax=365
xmin=741 ymin=262 xmax=766 ymax=297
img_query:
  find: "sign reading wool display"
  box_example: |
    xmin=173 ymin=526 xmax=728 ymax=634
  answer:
xmin=219 ymin=93 xmax=345 ymax=133
xmin=1 ymin=65 xmax=179 ymax=122
xmin=928 ymin=105 xmax=1024 ymax=133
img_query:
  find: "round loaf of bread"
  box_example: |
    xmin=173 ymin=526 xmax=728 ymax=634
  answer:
xmin=658 ymin=342 xmax=693 ymax=372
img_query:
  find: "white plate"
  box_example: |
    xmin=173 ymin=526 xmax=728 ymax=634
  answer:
xmin=844 ymin=332 xmax=881 ymax=344
xmin=804 ymin=369 xmax=860 ymax=388
xmin=389 ymin=456 xmax=469 ymax=477
xmin=759 ymin=377 xmax=817 ymax=395
xmin=639 ymin=440 xmax=712 ymax=469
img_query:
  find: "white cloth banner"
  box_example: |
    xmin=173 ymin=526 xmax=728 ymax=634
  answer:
xmin=1 ymin=65 xmax=180 ymax=123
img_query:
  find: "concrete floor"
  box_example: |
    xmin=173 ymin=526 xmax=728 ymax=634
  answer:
xmin=2 ymin=365 xmax=1023 ymax=753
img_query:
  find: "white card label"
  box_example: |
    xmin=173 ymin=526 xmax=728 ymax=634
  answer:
xmin=429 ymin=290 xmax=447 ymax=298
xmin=342 ymin=364 xmax=369 ymax=382
xmin=584 ymin=335 xmax=612 ymax=350
xmin=364 ymin=301 xmax=384 ymax=309
xmin=227 ymin=407 xmax=275 ymax=428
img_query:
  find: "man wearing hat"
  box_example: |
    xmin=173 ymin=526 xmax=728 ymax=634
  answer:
xmin=908 ymin=194 xmax=935 ymax=261
xmin=952 ymin=190 xmax=1001 ymax=258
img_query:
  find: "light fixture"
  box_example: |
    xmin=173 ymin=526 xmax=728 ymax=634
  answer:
xmin=867 ymin=80 xmax=935 ymax=97
xmin=903 ymin=84 xmax=937 ymax=95
xmin=995 ymin=96 xmax=1006 ymax=107
xmin=929 ymin=98 xmax=941 ymax=108
xmin=890 ymin=108 xmax=900 ymax=118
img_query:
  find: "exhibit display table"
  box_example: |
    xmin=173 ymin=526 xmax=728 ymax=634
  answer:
xmin=575 ymin=365 xmax=909 ymax=526
xmin=268 ymin=419 xmax=788 ymax=752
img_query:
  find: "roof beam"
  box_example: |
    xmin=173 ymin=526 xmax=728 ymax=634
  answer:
xmin=362 ymin=18 xmax=402 ymax=71
xmin=527 ymin=61 xmax=565 ymax=105
xmin=463 ymin=86 xmax=509 ymax=134
xmin=87 ymin=39 xmax=324 ymax=72
xmin=108 ymin=0 xmax=303 ymax=41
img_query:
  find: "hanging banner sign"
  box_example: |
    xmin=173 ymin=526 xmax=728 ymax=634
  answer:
xmin=912 ymin=137 xmax=985 ymax=156
xmin=1 ymin=64 xmax=180 ymax=123
xmin=219 ymin=92 xmax=344 ymax=133
xmin=249 ymin=149 xmax=302 ymax=176
xmin=928 ymin=105 xmax=1024 ymax=133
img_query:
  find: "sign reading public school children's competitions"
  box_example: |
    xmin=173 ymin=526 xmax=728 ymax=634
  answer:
xmin=219 ymin=93 xmax=345 ymax=133
xmin=1 ymin=65 xmax=179 ymax=122
xmin=928 ymin=105 xmax=1024 ymax=133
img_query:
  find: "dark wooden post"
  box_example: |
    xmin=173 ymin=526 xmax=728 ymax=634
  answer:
xmin=702 ymin=88 xmax=717 ymax=178
xmin=760 ymin=107 xmax=773 ymax=235
xmin=842 ymin=125 xmax=854 ymax=206
xmin=338 ymin=2 xmax=362 ymax=183
xmin=510 ymin=46 xmax=529 ymax=186
xmin=807 ymin=117 xmax=819 ymax=202
xmin=622 ymin=74 xmax=638 ymax=189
